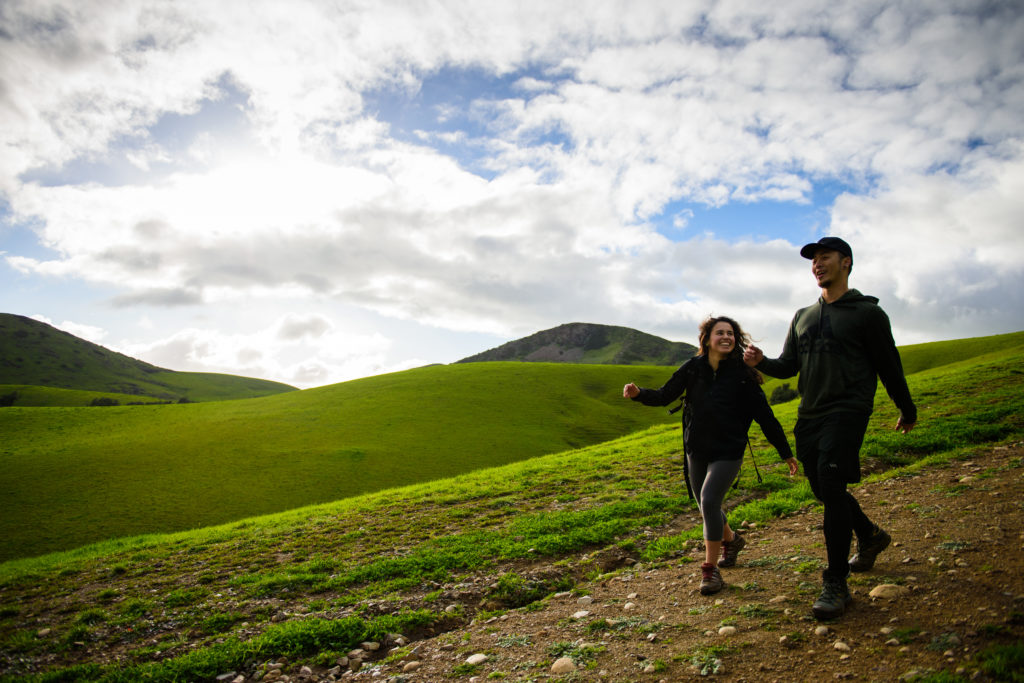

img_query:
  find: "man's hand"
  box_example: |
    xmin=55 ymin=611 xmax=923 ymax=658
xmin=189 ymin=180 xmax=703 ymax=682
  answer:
xmin=784 ymin=457 xmax=799 ymax=476
xmin=895 ymin=416 xmax=916 ymax=434
xmin=743 ymin=344 xmax=764 ymax=367
xmin=623 ymin=383 xmax=639 ymax=399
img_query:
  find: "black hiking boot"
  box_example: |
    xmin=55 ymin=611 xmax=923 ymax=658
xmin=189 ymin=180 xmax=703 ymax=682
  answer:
xmin=812 ymin=572 xmax=852 ymax=620
xmin=719 ymin=532 xmax=746 ymax=568
xmin=849 ymin=526 xmax=891 ymax=572
xmin=699 ymin=563 xmax=724 ymax=595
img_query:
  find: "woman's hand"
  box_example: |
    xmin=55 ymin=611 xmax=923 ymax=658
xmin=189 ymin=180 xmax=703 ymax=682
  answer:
xmin=785 ymin=457 xmax=799 ymax=476
xmin=623 ymin=383 xmax=639 ymax=399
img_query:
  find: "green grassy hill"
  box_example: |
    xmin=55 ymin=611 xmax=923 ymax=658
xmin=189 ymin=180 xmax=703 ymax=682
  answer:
xmin=0 ymin=313 xmax=296 ymax=404
xmin=2 ymin=331 xmax=1020 ymax=565
xmin=0 ymin=333 xmax=1021 ymax=682
xmin=0 ymin=362 xmax=678 ymax=562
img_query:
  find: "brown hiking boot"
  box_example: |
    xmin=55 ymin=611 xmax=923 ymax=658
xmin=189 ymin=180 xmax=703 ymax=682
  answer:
xmin=699 ymin=563 xmax=724 ymax=595
xmin=719 ymin=532 xmax=746 ymax=568
xmin=849 ymin=526 xmax=891 ymax=572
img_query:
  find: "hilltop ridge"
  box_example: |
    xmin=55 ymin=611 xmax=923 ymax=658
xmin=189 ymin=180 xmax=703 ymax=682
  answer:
xmin=0 ymin=313 xmax=296 ymax=403
xmin=457 ymin=322 xmax=697 ymax=366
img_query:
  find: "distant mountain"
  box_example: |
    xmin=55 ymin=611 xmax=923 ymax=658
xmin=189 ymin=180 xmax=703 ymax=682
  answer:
xmin=0 ymin=313 xmax=297 ymax=403
xmin=456 ymin=322 xmax=697 ymax=366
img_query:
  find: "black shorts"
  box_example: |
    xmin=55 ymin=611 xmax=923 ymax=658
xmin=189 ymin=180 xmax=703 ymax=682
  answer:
xmin=794 ymin=412 xmax=871 ymax=484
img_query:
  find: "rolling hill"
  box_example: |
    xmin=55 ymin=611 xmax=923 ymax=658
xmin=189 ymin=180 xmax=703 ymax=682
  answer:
xmin=0 ymin=313 xmax=297 ymax=403
xmin=3 ymin=329 xmax=1022 ymax=564
xmin=456 ymin=322 xmax=697 ymax=365
xmin=0 ymin=361 xmax=681 ymax=562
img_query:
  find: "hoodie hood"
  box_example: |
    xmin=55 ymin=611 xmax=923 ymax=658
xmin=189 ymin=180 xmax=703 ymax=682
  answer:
xmin=819 ymin=288 xmax=879 ymax=307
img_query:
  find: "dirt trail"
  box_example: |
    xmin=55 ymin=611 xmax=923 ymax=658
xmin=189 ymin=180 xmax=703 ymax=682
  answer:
xmin=384 ymin=444 xmax=1024 ymax=682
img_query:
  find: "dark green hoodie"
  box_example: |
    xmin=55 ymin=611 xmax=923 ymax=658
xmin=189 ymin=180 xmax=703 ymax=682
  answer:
xmin=756 ymin=289 xmax=917 ymax=423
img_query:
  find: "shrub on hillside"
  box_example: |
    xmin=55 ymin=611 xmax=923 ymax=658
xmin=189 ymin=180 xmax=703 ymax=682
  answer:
xmin=89 ymin=397 xmax=120 ymax=407
xmin=0 ymin=391 xmax=18 ymax=407
xmin=769 ymin=383 xmax=799 ymax=405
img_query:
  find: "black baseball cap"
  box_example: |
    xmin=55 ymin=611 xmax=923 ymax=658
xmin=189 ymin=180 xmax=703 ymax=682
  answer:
xmin=800 ymin=236 xmax=852 ymax=261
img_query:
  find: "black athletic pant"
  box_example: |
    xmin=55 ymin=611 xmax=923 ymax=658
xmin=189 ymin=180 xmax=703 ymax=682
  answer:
xmin=794 ymin=412 xmax=876 ymax=579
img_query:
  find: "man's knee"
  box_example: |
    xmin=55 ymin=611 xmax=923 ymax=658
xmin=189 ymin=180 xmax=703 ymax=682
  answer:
xmin=816 ymin=461 xmax=848 ymax=504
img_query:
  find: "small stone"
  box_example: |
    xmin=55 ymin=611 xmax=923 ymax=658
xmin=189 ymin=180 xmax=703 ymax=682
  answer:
xmin=403 ymin=662 xmax=422 ymax=672
xmin=869 ymin=584 xmax=910 ymax=600
xmin=572 ymin=610 xmax=591 ymax=619
xmin=718 ymin=626 xmax=737 ymax=636
xmin=815 ymin=625 xmax=830 ymax=637
xmin=36 ymin=629 xmax=51 ymax=637
xmin=299 ymin=665 xmax=313 ymax=676
xmin=627 ymin=592 xmax=639 ymax=599
xmin=216 ymin=674 xmax=237 ymax=682
xmin=577 ymin=596 xmax=594 ymax=605
xmin=465 ymin=653 xmax=488 ymax=666
xmin=834 ymin=641 xmax=851 ymax=652
xmin=643 ymin=664 xmax=657 ymax=673
xmin=361 ymin=641 xmax=380 ymax=651
xmin=623 ymin=602 xmax=636 ymax=610
xmin=445 ymin=604 xmax=459 ymax=613
xmin=769 ymin=595 xmax=788 ymax=604
xmin=551 ymin=657 xmax=576 ymax=674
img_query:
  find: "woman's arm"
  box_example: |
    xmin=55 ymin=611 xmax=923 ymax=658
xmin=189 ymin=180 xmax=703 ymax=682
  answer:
xmin=624 ymin=361 xmax=692 ymax=407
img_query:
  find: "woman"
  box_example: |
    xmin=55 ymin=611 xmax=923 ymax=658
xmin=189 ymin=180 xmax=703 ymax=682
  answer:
xmin=624 ymin=316 xmax=798 ymax=595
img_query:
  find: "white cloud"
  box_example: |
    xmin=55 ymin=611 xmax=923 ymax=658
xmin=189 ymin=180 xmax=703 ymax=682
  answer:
xmin=115 ymin=313 xmax=419 ymax=388
xmin=1 ymin=0 xmax=1023 ymax=384
xmin=830 ymin=146 xmax=1024 ymax=341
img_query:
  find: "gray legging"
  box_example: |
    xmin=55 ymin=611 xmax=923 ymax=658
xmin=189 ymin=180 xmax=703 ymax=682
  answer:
xmin=688 ymin=454 xmax=742 ymax=541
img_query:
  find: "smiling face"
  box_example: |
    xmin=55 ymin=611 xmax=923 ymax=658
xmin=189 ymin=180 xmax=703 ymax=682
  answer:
xmin=707 ymin=320 xmax=736 ymax=359
xmin=811 ymin=248 xmax=851 ymax=289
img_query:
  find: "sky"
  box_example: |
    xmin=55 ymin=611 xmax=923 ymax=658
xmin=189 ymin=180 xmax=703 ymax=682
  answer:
xmin=2 ymin=0 xmax=1023 ymax=389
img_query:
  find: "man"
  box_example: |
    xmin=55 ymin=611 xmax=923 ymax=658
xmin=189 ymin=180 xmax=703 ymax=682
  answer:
xmin=743 ymin=236 xmax=917 ymax=620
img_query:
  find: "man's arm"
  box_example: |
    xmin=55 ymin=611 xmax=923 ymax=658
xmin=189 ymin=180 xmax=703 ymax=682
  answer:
xmin=867 ymin=307 xmax=918 ymax=430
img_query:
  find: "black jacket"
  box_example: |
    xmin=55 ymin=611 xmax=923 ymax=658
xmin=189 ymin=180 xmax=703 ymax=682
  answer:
xmin=755 ymin=289 xmax=917 ymax=423
xmin=632 ymin=355 xmax=794 ymax=462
